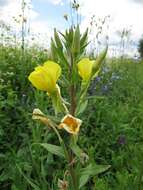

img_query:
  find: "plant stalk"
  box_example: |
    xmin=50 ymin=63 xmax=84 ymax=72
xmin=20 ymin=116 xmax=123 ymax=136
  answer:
xmin=68 ymin=51 xmax=79 ymax=190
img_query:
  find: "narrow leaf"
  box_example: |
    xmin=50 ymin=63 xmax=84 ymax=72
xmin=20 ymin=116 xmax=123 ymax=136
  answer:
xmin=33 ymin=143 xmax=65 ymax=158
xmin=16 ymin=164 xmax=40 ymax=190
xmin=79 ymin=164 xmax=110 ymax=189
xmin=54 ymin=28 xmax=63 ymax=49
xmin=80 ymin=28 xmax=88 ymax=47
xmin=75 ymin=100 xmax=88 ymax=116
xmin=70 ymin=143 xmax=83 ymax=159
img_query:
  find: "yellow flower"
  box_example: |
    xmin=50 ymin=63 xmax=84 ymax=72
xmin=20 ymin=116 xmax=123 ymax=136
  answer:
xmin=77 ymin=58 xmax=94 ymax=81
xmin=77 ymin=47 xmax=108 ymax=81
xmin=28 ymin=61 xmax=61 ymax=94
xmin=58 ymin=114 xmax=82 ymax=135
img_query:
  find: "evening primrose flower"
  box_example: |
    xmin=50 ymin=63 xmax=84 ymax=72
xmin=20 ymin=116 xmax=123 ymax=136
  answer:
xmin=77 ymin=47 xmax=108 ymax=81
xmin=28 ymin=61 xmax=61 ymax=95
xmin=58 ymin=114 xmax=82 ymax=135
xmin=77 ymin=58 xmax=94 ymax=81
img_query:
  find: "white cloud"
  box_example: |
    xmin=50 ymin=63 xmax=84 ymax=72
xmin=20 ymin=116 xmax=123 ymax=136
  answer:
xmin=28 ymin=21 xmax=52 ymax=48
xmin=30 ymin=20 xmax=52 ymax=34
xmin=0 ymin=0 xmax=38 ymax=25
xmin=130 ymin=0 xmax=143 ymax=5
xmin=78 ymin=0 xmax=143 ymax=56
xmin=0 ymin=0 xmax=142 ymax=56
xmin=79 ymin=0 xmax=143 ymax=41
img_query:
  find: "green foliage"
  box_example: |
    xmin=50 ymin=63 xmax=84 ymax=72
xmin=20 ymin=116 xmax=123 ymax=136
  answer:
xmin=79 ymin=58 xmax=143 ymax=189
xmin=138 ymin=37 xmax=143 ymax=59
xmin=79 ymin=164 xmax=110 ymax=189
xmin=33 ymin=143 xmax=65 ymax=158
xmin=0 ymin=46 xmax=53 ymax=190
xmin=1 ymin=39 xmax=143 ymax=189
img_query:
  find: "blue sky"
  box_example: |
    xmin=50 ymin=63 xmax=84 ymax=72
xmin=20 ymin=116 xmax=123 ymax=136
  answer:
xmin=1 ymin=0 xmax=143 ymax=40
xmin=32 ymin=0 xmax=69 ymax=30
xmin=31 ymin=0 xmax=84 ymax=32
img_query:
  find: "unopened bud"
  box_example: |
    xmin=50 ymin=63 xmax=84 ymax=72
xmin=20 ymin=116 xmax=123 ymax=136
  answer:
xmin=32 ymin=108 xmax=49 ymax=125
xmin=58 ymin=179 xmax=68 ymax=190
xmin=92 ymin=46 xmax=108 ymax=78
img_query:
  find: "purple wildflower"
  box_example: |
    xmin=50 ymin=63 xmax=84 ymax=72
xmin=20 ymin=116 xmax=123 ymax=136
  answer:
xmin=118 ymin=135 xmax=126 ymax=145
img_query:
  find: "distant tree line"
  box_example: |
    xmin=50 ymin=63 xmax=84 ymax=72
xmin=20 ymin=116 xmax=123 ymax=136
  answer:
xmin=138 ymin=37 xmax=143 ymax=59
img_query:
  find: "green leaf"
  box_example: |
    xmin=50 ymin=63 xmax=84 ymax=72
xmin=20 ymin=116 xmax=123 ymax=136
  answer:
xmin=66 ymin=27 xmax=74 ymax=47
xmin=0 ymin=170 xmax=10 ymax=182
xmin=75 ymin=99 xmax=88 ymax=116
xmin=55 ymin=48 xmax=68 ymax=66
xmin=80 ymin=164 xmax=110 ymax=175
xmin=86 ymin=95 xmax=105 ymax=100
xmin=80 ymin=28 xmax=88 ymax=48
xmin=50 ymin=36 xmax=68 ymax=66
xmin=80 ymin=42 xmax=90 ymax=55
xmin=33 ymin=143 xmax=65 ymax=158
xmin=16 ymin=164 xmax=40 ymax=190
xmin=70 ymin=143 xmax=83 ymax=159
xmin=79 ymin=164 xmax=110 ymax=189
xmin=11 ymin=184 xmax=19 ymax=190
xmin=54 ymin=29 xmax=63 ymax=49
xmin=79 ymin=173 xmax=90 ymax=189
xmin=50 ymin=38 xmax=58 ymax=61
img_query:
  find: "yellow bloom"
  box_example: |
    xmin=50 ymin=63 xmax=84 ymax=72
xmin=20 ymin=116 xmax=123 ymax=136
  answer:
xmin=28 ymin=61 xmax=61 ymax=94
xmin=77 ymin=58 xmax=94 ymax=81
xmin=58 ymin=114 xmax=82 ymax=135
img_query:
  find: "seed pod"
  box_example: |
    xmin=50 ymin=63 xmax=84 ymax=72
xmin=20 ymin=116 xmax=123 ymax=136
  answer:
xmin=92 ymin=46 xmax=108 ymax=78
xmin=71 ymin=25 xmax=80 ymax=55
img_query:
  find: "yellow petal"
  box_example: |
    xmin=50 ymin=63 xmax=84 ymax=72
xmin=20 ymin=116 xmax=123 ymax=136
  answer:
xmin=44 ymin=61 xmax=61 ymax=82
xmin=59 ymin=114 xmax=82 ymax=135
xmin=28 ymin=68 xmax=50 ymax=91
xmin=77 ymin=58 xmax=94 ymax=81
xmin=28 ymin=61 xmax=61 ymax=94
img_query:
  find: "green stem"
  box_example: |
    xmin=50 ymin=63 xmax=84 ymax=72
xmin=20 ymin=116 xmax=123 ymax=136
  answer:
xmin=75 ymin=81 xmax=90 ymax=115
xmin=69 ymin=163 xmax=78 ymax=190
xmin=68 ymin=135 xmax=79 ymax=190
xmin=80 ymin=81 xmax=90 ymax=100
xmin=68 ymin=43 xmax=79 ymax=190
xmin=51 ymin=123 xmax=78 ymax=190
xmin=50 ymin=85 xmax=69 ymax=115
xmin=70 ymin=84 xmax=76 ymax=115
xmin=47 ymin=121 xmax=70 ymax=161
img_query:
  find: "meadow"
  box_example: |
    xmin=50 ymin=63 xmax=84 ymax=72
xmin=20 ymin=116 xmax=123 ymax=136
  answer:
xmin=0 ymin=1 xmax=143 ymax=189
xmin=0 ymin=43 xmax=143 ymax=190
